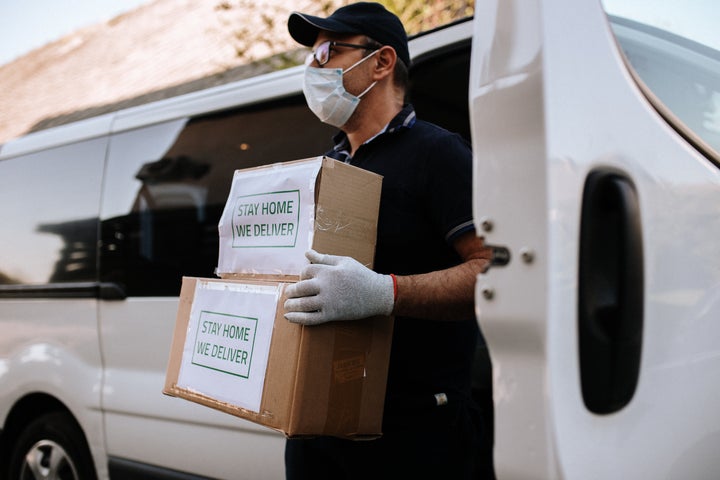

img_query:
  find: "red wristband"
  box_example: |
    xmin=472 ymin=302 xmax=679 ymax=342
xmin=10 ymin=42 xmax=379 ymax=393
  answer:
xmin=390 ymin=273 xmax=398 ymax=302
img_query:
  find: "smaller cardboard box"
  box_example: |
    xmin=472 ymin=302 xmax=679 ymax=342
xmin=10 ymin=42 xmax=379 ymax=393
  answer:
xmin=164 ymin=277 xmax=393 ymax=438
xmin=216 ymin=156 xmax=382 ymax=278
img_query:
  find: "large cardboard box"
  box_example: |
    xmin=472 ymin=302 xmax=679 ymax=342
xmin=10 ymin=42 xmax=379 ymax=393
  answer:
xmin=163 ymin=157 xmax=392 ymax=438
xmin=164 ymin=277 xmax=393 ymax=438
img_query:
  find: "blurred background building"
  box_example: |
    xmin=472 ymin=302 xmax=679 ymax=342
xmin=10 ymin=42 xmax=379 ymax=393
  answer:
xmin=0 ymin=0 xmax=473 ymax=145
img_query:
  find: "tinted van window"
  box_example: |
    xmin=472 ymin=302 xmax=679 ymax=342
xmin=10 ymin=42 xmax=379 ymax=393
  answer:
xmin=100 ymin=96 xmax=336 ymax=297
xmin=411 ymin=40 xmax=471 ymax=142
xmin=0 ymin=138 xmax=106 ymax=288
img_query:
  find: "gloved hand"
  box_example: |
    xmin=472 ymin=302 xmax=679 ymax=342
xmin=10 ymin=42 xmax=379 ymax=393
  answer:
xmin=284 ymin=249 xmax=394 ymax=325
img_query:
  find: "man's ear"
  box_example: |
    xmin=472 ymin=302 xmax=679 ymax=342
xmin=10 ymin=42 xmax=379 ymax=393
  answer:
xmin=373 ymin=46 xmax=397 ymax=80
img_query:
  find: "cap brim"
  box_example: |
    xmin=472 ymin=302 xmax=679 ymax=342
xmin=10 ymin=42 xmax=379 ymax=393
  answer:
xmin=288 ymin=12 xmax=362 ymax=47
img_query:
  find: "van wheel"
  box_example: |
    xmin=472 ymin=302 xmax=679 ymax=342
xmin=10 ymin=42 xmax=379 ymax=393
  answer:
xmin=7 ymin=412 xmax=97 ymax=480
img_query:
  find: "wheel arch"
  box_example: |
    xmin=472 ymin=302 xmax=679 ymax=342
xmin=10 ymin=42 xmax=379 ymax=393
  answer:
xmin=0 ymin=393 xmax=89 ymax=470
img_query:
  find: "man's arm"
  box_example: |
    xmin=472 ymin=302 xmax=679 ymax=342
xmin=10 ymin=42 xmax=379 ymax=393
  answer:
xmin=393 ymin=231 xmax=492 ymax=320
xmin=283 ymin=232 xmax=491 ymax=325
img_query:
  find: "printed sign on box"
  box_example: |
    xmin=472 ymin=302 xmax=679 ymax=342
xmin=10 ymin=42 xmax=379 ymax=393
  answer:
xmin=230 ymin=190 xmax=300 ymax=248
xmin=190 ymin=310 xmax=257 ymax=379
xmin=176 ymin=280 xmax=280 ymax=413
xmin=218 ymin=158 xmax=321 ymax=275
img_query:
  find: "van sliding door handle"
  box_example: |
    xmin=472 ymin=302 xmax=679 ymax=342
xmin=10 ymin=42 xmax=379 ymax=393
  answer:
xmin=578 ymin=169 xmax=644 ymax=414
xmin=99 ymin=282 xmax=127 ymax=300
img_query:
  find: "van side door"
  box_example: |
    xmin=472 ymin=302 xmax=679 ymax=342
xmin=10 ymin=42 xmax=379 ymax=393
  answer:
xmin=470 ymin=0 xmax=720 ymax=477
xmin=98 ymin=95 xmax=336 ymax=479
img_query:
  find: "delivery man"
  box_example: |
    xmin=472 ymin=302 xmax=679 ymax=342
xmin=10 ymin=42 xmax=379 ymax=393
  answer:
xmin=283 ymin=3 xmax=495 ymax=479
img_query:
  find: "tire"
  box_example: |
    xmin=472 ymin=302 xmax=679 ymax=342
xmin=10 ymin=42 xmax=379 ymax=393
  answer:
xmin=7 ymin=411 xmax=97 ymax=480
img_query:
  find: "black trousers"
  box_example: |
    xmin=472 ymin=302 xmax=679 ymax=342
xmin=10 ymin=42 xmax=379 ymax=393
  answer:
xmin=285 ymin=396 xmax=495 ymax=480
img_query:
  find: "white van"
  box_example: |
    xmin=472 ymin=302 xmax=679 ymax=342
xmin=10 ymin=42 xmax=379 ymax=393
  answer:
xmin=1 ymin=0 xmax=718 ymax=478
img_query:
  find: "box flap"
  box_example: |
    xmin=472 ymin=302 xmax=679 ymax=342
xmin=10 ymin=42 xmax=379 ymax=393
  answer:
xmin=314 ymin=157 xmax=382 ymax=269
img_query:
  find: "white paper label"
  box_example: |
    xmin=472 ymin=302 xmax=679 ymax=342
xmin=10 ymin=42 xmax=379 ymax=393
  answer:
xmin=231 ymin=190 xmax=300 ymax=248
xmin=217 ymin=158 xmax=322 ymax=275
xmin=176 ymin=280 xmax=280 ymax=413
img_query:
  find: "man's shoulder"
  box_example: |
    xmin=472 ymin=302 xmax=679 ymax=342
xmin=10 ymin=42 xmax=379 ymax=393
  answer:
xmin=411 ymin=118 xmax=464 ymax=139
xmin=412 ymin=118 xmax=449 ymax=133
xmin=408 ymin=119 xmax=471 ymax=152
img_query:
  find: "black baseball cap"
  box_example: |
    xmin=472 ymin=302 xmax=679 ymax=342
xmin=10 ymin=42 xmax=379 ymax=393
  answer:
xmin=288 ymin=2 xmax=411 ymax=67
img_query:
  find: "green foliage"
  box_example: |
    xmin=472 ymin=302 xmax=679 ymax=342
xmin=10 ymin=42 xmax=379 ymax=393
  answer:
xmin=377 ymin=0 xmax=474 ymax=35
xmin=216 ymin=0 xmax=474 ymax=68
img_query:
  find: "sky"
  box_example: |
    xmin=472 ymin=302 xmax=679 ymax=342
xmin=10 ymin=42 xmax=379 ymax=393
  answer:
xmin=0 ymin=0 xmax=151 ymax=66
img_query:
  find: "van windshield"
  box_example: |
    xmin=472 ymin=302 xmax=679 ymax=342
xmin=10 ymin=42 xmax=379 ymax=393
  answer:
xmin=604 ymin=2 xmax=720 ymax=160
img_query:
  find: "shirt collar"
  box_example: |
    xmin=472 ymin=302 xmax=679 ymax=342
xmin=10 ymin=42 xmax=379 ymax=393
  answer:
xmin=330 ymin=104 xmax=417 ymax=163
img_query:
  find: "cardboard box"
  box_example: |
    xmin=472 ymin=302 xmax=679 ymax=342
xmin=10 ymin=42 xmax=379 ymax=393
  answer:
xmin=164 ymin=157 xmax=392 ymax=438
xmin=164 ymin=277 xmax=393 ymax=438
xmin=216 ymin=156 xmax=382 ymax=278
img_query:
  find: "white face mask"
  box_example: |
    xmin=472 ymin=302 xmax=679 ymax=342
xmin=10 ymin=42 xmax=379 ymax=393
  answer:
xmin=302 ymin=51 xmax=378 ymax=128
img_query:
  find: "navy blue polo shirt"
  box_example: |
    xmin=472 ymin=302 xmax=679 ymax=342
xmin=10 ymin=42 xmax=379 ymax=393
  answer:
xmin=327 ymin=105 xmax=480 ymax=426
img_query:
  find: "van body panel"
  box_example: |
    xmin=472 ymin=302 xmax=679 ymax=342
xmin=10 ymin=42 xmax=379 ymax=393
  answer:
xmin=0 ymin=114 xmax=113 ymax=159
xmin=409 ymin=19 xmax=473 ymax=60
xmin=543 ymin=1 xmax=720 ymax=477
xmin=470 ymin=0 xmax=551 ymax=478
xmin=471 ymin=0 xmax=720 ymax=478
xmin=0 ymin=299 xmax=109 ymax=478
xmin=99 ymin=298 xmax=284 ymax=478
xmin=110 ymin=67 xmax=305 ymax=135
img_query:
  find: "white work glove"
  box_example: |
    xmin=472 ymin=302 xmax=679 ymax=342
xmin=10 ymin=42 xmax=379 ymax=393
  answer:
xmin=284 ymin=249 xmax=394 ymax=325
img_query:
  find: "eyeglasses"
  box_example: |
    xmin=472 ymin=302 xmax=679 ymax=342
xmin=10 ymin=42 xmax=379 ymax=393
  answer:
xmin=305 ymin=40 xmax=379 ymax=67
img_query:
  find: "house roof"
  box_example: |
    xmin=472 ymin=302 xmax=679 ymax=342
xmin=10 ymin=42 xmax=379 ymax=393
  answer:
xmin=0 ymin=0 xmax=333 ymax=145
xmin=0 ymin=0 xmax=474 ymax=146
